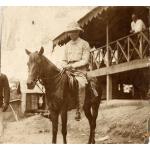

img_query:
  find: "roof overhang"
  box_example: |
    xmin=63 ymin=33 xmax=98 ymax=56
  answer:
xmin=53 ymin=6 xmax=108 ymax=47
xmin=78 ymin=6 xmax=109 ymax=27
xmin=53 ymin=6 xmax=150 ymax=48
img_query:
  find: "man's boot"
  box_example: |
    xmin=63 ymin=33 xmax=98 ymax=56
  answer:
xmin=74 ymin=84 xmax=85 ymax=121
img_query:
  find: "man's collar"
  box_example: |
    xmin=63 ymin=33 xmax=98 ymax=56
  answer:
xmin=70 ymin=37 xmax=81 ymax=44
xmin=133 ymin=19 xmax=139 ymax=23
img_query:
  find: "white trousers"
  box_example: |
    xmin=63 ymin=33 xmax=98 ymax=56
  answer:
xmin=75 ymin=76 xmax=88 ymax=110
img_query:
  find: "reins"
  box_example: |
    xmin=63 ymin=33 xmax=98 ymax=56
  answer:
xmin=35 ymin=69 xmax=65 ymax=94
xmin=39 ymin=69 xmax=65 ymax=81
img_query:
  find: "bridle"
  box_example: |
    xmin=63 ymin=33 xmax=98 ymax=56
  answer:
xmin=34 ymin=70 xmax=65 ymax=94
xmin=28 ymin=56 xmax=65 ymax=93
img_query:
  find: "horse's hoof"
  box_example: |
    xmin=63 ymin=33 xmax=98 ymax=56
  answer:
xmin=91 ymin=140 xmax=95 ymax=144
xmin=87 ymin=139 xmax=91 ymax=144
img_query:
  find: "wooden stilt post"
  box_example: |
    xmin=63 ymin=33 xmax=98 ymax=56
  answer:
xmin=148 ymin=7 xmax=150 ymax=99
xmin=0 ymin=7 xmax=4 ymax=74
xmin=106 ymin=74 xmax=112 ymax=101
xmin=0 ymin=8 xmax=2 ymax=74
xmin=106 ymin=22 xmax=112 ymax=102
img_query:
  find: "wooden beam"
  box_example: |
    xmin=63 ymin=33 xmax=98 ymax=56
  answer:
xmin=0 ymin=8 xmax=3 ymax=73
xmin=106 ymin=23 xmax=109 ymax=67
xmin=106 ymin=75 xmax=112 ymax=101
xmin=87 ymin=57 xmax=150 ymax=77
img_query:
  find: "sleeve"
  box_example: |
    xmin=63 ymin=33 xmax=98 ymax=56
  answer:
xmin=136 ymin=20 xmax=145 ymax=33
xmin=131 ymin=22 xmax=134 ymax=31
xmin=61 ymin=44 xmax=68 ymax=68
xmin=142 ymin=20 xmax=146 ymax=30
xmin=3 ymin=75 xmax=10 ymax=104
xmin=72 ymin=41 xmax=90 ymax=68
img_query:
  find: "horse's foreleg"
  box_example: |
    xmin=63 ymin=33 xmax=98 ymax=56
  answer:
xmin=84 ymin=104 xmax=92 ymax=144
xmin=61 ymin=110 xmax=68 ymax=144
xmin=91 ymin=101 xmax=100 ymax=144
xmin=51 ymin=110 xmax=59 ymax=144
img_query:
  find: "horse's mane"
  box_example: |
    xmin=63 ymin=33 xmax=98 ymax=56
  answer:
xmin=38 ymin=52 xmax=60 ymax=72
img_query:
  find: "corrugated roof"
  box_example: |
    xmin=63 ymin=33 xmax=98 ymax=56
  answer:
xmin=53 ymin=31 xmax=69 ymax=47
xmin=78 ymin=6 xmax=109 ymax=27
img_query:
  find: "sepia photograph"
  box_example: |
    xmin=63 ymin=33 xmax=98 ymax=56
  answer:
xmin=0 ymin=4 xmax=150 ymax=144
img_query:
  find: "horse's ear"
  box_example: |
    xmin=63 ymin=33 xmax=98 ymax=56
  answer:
xmin=25 ymin=49 xmax=31 ymax=55
xmin=38 ymin=47 xmax=44 ymax=55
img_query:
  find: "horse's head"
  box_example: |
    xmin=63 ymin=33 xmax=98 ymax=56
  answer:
xmin=25 ymin=47 xmax=44 ymax=89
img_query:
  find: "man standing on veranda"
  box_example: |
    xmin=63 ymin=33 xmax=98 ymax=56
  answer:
xmin=0 ymin=73 xmax=10 ymax=137
xmin=130 ymin=14 xmax=146 ymax=55
xmin=130 ymin=14 xmax=146 ymax=34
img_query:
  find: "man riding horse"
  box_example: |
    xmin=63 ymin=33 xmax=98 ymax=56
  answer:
xmin=61 ymin=22 xmax=98 ymax=121
xmin=25 ymin=43 xmax=101 ymax=144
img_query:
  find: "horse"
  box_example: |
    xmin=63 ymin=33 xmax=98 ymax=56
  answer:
xmin=25 ymin=47 xmax=102 ymax=144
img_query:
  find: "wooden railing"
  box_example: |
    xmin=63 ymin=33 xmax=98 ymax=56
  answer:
xmin=90 ymin=29 xmax=150 ymax=70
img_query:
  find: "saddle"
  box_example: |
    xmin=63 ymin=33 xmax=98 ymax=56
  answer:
xmin=65 ymin=69 xmax=99 ymax=110
xmin=66 ymin=70 xmax=98 ymax=98
xmin=70 ymin=76 xmax=78 ymax=94
xmin=65 ymin=70 xmax=79 ymax=110
xmin=66 ymin=71 xmax=78 ymax=91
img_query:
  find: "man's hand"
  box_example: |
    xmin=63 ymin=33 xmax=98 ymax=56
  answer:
xmin=130 ymin=30 xmax=134 ymax=34
xmin=63 ymin=64 xmax=73 ymax=70
xmin=2 ymin=103 xmax=9 ymax=112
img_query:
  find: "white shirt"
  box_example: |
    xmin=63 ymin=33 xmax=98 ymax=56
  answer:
xmin=63 ymin=37 xmax=90 ymax=68
xmin=131 ymin=19 xmax=146 ymax=33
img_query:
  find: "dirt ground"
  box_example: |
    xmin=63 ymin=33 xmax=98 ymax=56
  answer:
xmin=0 ymin=100 xmax=150 ymax=144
